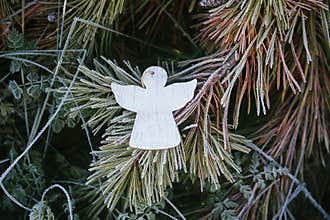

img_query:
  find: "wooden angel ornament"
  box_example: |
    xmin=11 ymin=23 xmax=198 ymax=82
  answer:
xmin=111 ymin=66 xmax=197 ymax=150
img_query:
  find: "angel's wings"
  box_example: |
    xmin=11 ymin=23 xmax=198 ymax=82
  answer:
xmin=111 ymin=83 xmax=146 ymax=112
xmin=164 ymin=79 xmax=197 ymax=111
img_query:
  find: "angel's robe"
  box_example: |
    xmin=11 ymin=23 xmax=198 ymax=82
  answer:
xmin=111 ymin=79 xmax=197 ymax=150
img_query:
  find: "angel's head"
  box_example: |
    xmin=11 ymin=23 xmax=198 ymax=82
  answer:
xmin=141 ymin=66 xmax=168 ymax=89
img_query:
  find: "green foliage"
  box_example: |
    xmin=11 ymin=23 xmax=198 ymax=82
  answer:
xmin=207 ymin=189 xmax=239 ymax=220
xmin=8 ymin=80 xmax=23 ymax=99
xmin=7 ymin=29 xmax=24 ymax=50
xmin=248 ymin=153 xmax=288 ymax=189
xmin=0 ymin=102 xmax=14 ymax=124
xmin=1 ymin=150 xmax=45 ymax=211
xmin=0 ymin=0 xmax=329 ymax=219
xmin=29 ymin=201 xmax=55 ymax=220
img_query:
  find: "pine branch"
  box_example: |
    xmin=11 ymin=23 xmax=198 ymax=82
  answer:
xmin=254 ymin=9 xmax=330 ymax=169
xmin=62 ymin=56 xmax=253 ymax=211
xmin=195 ymin=0 xmax=328 ymax=124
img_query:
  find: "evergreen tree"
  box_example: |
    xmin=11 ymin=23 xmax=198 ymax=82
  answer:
xmin=0 ymin=0 xmax=329 ymax=219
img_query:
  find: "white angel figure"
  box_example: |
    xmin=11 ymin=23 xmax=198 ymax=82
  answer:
xmin=111 ymin=66 xmax=197 ymax=150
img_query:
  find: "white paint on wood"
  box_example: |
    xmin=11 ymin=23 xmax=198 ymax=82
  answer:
xmin=111 ymin=66 xmax=197 ymax=150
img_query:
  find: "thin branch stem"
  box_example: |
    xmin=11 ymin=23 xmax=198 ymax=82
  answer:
xmin=41 ymin=184 xmax=73 ymax=220
xmin=0 ymin=18 xmax=86 ymax=211
xmin=247 ymin=142 xmax=330 ymax=219
xmin=163 ymin=196 xmax=186 ymax=220
xmin=277 ymin=147 xmax=306 ymax=219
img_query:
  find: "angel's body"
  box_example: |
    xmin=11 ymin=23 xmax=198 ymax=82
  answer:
xmin=111 ymin=66 xmax=197 ymax=150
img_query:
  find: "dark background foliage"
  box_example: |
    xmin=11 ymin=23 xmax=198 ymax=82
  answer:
xmin=0 ymin=0 xmax=329 ymax=219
